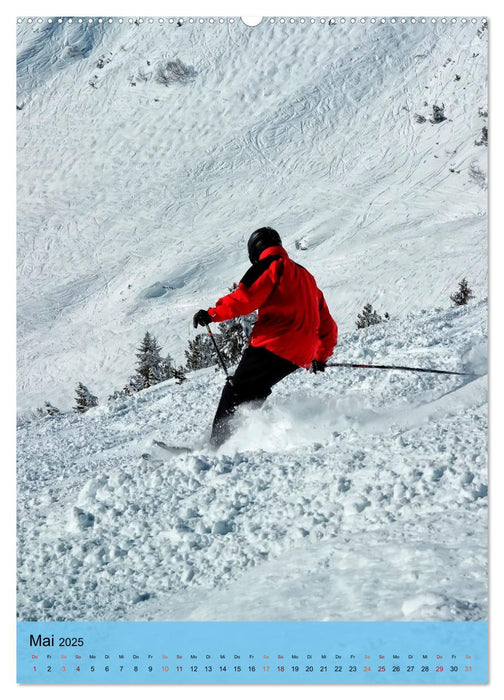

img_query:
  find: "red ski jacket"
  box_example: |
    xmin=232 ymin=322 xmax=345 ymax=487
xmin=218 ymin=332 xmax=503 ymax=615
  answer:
xmin=207 ymin=245 xmax=337 ymax=368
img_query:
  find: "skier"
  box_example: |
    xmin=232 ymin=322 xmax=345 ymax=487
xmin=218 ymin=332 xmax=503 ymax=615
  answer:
xmin=193 ymin=227 xmax=338 ymax=446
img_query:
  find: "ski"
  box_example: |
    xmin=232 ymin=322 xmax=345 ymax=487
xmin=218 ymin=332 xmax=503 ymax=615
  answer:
xmin=153 ymin=440 xmax=193 ymax=455
xmin=141 ymin=440 xmax=194 ymax=461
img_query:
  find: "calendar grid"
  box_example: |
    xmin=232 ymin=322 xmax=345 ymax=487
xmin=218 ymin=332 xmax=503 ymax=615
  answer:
xmin=17 ymin=621 xmax=488 ymax=684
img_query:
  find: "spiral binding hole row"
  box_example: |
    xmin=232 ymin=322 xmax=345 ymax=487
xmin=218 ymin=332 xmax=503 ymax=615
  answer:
xmin=18 ymin=17 xmax=487 ymax=26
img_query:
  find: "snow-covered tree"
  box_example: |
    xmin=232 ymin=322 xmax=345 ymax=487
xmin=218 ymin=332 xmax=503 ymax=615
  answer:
xmin=468 ymin=161 xmax=487 ymax=190
xmin=108 ymin=388 xmax=127 ymax=401
xmin=108 ymin=334 xmax=179 ymax=400
xmin=450 ymin=278 xmax=474 ymax=306
xmin=475 ymin=126 xmax=488 ymax=147
xmin=108 ymin=382 xmax=138 ymax=400
xmin=185 ymin=333 xmax=216 ymax=371
xmin=36 ymin=401 xmax=60 ymax=418
xmin=133 ymin=331 xmax=165 ymax=389
xmin=356 ymin=303 xmax=389 ymax=329
xmin=44 ymin=401 xmax=60 ymax=416
xmin=74 ymin=383 xmax=98 ymax=413
xmin=430 ymin=104 xmax=447 ymax=124
xmin=218 ymin=283 xmax=256 ymax=365
xmin=158 ymin=354 xmax=176 ymax=382
xmin=219 ymin=319 xmax=249 ymax=365
xmin=172 ymin=366 xmax=187 ymax=384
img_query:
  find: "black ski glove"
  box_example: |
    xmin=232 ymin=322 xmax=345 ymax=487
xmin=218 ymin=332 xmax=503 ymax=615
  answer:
xmin=311 ymin=359 xmax=326 ymax=373
xmin=193 ymin=309 xmax=212 ymax=328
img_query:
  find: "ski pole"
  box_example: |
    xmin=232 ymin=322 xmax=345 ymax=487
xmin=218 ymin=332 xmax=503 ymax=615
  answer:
xmin=205 ymin=323 xmax=231 ymax=380
xmin=326 ymin=362 xmax=473 ymax=376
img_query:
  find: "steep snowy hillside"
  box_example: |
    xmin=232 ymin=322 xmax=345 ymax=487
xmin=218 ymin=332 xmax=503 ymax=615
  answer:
xmin=17 ymin=300 xmax=487 ymax=621
xmin=17 ymin=18 xmax=488 ymax=410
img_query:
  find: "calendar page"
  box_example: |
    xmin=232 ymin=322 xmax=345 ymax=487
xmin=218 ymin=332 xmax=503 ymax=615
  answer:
xmin=16 ymin=13 xmax=488 ymax=685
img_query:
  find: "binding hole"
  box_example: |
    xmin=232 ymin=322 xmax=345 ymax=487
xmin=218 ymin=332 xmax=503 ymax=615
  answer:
xmin=241 ymin=17 xmax=263 ymax=27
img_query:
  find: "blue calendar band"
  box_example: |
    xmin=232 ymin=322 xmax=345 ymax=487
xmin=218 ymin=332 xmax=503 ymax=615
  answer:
xmin=17 ymin=621 xmax=487 ymax=684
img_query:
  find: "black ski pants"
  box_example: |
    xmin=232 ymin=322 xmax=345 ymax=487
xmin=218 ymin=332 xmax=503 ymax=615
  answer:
xmin=210 ymin=345 xmax=299 ymax=446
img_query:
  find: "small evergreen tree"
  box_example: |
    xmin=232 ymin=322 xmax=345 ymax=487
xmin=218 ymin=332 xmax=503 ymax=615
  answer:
xmin=74 ymin=383 xmax=98 ymax=413
xmin=475 ymin=126 xmax=488 ymax=147
xmin=185 ymin=333 xmax=216 ymax=370
xmin=36 ymin=401 xmax=60 ymax=418
xmin=44 ymin=401 xmax=60 ymax=416
xmin=108 ymin=388 xmax=127 ymax=401
xmin=133 ymin=331 xmax=164 ymax=389
xmin=173 ymin=366 xmax=187 ymax=384
xmin=430 ymin=104 xmax=447 ymax=124
xmin=127 ymin=374 xmax=145 ymax=393
xmin=158 ymin=354 xmax=177 ymax=382
xmin=219 ymin=318 xmax=249 ymax=365
xmin=356 ymin=303 xmax=389 ymax=329
xmin=450 ymin=278 xmax=474 ymax=306
xmin=108 ymin=334 xmax=179 ymax=400
xmin=108 ymin=383 xmax=138 ymax=400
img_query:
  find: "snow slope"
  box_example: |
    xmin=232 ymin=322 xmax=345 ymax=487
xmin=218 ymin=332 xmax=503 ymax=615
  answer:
xmin=17 ymin=18 xmax=488 ymax=411
xmin=17 ymin=300 xmax=487 ymax=621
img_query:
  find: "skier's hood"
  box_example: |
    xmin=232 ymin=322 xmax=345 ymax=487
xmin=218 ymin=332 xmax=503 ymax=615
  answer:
xmin=258 ymin=245 xmax=289 ymax=260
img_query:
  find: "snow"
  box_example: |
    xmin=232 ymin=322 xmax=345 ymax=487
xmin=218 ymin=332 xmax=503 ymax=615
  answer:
xmin=17 ymin=19 xmax=487 ymax=410
xmin=16 ymin=18 xmax=487 ymax=622
xmin=17 ymin=301 xmax=487 ymax=621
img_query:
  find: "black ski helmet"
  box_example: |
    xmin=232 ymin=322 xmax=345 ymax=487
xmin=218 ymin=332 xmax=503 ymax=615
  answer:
xmin=247 ymin=227 xmax=282 ymax=264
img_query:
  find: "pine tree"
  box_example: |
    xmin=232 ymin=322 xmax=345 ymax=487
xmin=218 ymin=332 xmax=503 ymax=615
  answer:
xmin=108 ymin=388 xmax=127 ymax=401
xmin=159 ymin=354 xmax=176 ymax=382
xmin=44 ymin=401 xmax=60 ymax=416
xmin=109 ymin=334 xmax=179 ymax=401
xmin=127 ymin=374 xmax=145 ymax=393
xmin=475 ymin=126 xmax=488 ymax=147
xmin=219 ymin=318 xmax=248 ymax=365
xmin=108 ymin=383 xmax=138 ymax=400
xmin=356 ymin=303 xmax=389 ymax=329
xmin=430 ymin=104 xmax=447 ymax=124
xmin=74 ymin=383 xmax=98 ymax=413
xmin=36 ymin=401 xmax=61 ymax=418
xmin=184 ymin=333 xmax=216 ymax=370
xmin=173 ymin=366 xmax=187 ymax=384
xmin=133 ymin=331 xmax=164 ymax=389
xmin=450 ymin=278 xmax=474 ymax=306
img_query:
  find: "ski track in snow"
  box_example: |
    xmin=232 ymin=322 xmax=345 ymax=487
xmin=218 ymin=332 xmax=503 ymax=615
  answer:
xmin=17 ymin=303 xmax=487 ymax=621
